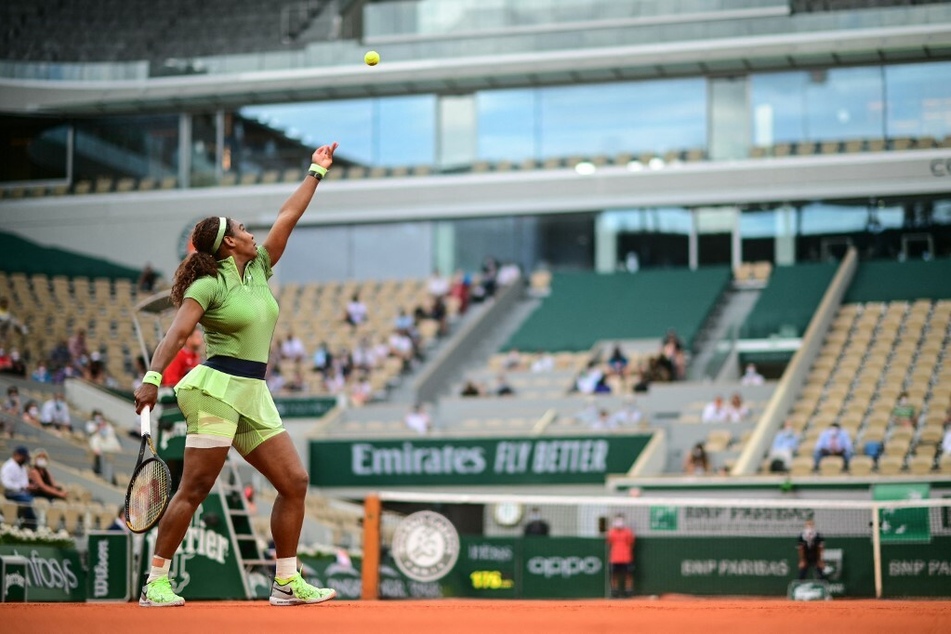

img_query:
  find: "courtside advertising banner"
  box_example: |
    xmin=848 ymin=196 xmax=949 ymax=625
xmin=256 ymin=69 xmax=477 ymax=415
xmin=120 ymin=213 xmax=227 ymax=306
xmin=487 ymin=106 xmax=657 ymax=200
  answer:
xmin=0 ymin=546 xmax=85 ymax=602
xmin=86 ymin=531 xmax=131 ymax=601
xmin=310 ymin=435 xmax=650 ymax=487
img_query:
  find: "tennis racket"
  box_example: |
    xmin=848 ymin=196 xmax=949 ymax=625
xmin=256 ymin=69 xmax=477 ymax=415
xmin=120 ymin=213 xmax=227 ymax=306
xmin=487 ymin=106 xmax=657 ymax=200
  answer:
xmin=124 ymin=406 xmax=172 ymax=533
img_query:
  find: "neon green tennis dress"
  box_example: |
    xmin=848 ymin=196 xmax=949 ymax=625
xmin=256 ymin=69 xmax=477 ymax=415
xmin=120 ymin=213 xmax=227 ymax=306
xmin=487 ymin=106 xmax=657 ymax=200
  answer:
xmin=175 ymin=246 xmax=282 ymax=446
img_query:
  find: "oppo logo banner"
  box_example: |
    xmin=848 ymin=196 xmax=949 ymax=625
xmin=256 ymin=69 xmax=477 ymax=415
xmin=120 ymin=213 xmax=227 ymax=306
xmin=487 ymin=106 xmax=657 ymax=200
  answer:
xmin=526 ymin=556 xmax=602 ymax=578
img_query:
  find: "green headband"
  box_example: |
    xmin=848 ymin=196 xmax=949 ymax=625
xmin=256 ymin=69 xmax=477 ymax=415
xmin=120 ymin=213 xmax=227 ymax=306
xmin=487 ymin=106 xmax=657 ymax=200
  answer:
xmin=211 ymin=216 xmax=227 ymax=254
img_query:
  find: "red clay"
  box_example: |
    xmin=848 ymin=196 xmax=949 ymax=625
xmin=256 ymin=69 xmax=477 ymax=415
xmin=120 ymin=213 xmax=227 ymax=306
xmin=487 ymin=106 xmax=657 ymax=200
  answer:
xmin=4 ymin=598 xmax=951 ymax=633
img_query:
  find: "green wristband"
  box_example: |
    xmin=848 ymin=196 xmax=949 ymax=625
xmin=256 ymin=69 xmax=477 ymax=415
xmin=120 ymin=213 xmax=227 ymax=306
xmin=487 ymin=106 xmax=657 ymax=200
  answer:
xmin=142 ymin=371 xmax=162 ymax=387
xmin=308 ymin=163 xmax=328 ymax=180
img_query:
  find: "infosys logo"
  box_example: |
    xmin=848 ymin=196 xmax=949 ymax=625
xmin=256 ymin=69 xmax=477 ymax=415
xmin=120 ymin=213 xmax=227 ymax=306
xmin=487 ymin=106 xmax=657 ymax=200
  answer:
xmin=527 ymin=556 xmax=602 ymax=578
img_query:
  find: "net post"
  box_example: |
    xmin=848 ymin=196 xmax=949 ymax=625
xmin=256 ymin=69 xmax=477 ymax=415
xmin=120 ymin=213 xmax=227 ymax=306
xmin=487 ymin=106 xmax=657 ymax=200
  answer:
xmin=361 ymin=492 xmax=381 ymax=600
xmin=871 ymin=503 xmax=883 ymax=599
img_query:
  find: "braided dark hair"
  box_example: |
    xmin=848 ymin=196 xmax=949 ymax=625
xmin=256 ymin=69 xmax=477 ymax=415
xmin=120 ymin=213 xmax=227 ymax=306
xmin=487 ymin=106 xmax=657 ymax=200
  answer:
xmin=170 ymin=217 xmax=232 ymax=306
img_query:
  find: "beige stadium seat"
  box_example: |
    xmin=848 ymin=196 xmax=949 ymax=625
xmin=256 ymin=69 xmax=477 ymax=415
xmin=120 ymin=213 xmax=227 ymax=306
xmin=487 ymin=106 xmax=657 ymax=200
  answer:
xmin=790 ymin=456 xmax=814 ymax=476
xmin=818 ymin=455 xmax=846 ymax=476
xmin=848 ymin=455 xmax=875 ymax=476
xmin=938 ymin=454 xmax=951 ymax=475
xmin=906 ymin=454 xmax=935 ymax=475
xmin=705 ymin=430 xmax=733 ymax=453
xmin=877 ymin=455 xmax=904 ymax=476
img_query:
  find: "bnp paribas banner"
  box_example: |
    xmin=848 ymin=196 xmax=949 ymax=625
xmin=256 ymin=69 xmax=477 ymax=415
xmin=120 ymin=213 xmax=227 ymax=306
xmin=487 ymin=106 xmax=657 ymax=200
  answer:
xmin=309 ymin=434 xmax=650 ymax=487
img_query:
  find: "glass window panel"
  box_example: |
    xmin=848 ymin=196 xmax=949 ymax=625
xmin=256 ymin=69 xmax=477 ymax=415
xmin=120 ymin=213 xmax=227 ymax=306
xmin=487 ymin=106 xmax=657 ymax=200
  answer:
xmin=241 ymin=100 xmax=374 ymax=165
xmin=378 ymin=95 xmax=436 ymax=167
xmin=538 ymin=79 xmax=705 ymax=158
xmin=803 ymin=67 xmax=884 ymax=141
xmin=476 ymin=89 xmax=537 ymax=163
xmin=0 ymin=117 xmax=69 ymax=183
xmin=885 ymin=62 xmax=951 ymax=140
xmin=73 ymin=114 xmax=178 ymax=181
xmin=800 ymin=205 xmax=869 ymax=235
xmin=751 ymin=71 xmax=807 ymax=145
xmin=740 ymin=210 xmax=777 ymax=239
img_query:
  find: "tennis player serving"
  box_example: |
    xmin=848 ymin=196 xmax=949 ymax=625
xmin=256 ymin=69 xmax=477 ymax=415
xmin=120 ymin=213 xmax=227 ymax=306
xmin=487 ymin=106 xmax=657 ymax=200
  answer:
xmin=133 ymin=143 xmax=339 ymax=607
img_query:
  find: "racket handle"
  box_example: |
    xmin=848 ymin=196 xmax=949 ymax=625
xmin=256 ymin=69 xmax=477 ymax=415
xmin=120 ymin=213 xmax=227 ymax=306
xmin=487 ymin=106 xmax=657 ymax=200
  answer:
xmin=140 ymin=406 xmax=152 ymax=436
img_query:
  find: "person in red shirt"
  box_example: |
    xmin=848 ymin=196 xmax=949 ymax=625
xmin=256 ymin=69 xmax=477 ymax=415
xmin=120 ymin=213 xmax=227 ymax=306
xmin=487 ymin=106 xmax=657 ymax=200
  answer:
xmin=606 ymin=513 xmax=635 ymax=598
xmin=162 ymin=328 xmax=203 ymax=387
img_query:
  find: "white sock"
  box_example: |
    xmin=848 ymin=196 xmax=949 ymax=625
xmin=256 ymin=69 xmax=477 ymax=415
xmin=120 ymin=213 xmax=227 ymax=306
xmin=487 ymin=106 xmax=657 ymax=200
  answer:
xmin=147 ymin=558 xmax=171 ymax=584
xmin=275 ymin=557 xmax=297 ymax=581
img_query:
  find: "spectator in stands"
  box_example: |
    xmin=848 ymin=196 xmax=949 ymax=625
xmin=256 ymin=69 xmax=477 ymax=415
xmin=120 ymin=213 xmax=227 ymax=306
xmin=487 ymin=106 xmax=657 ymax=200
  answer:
xmin=769 ymin=420 xmax=800 ymax=472
xmin=0 ymin=297 xmax=28 ymax=341
xmin=503 ymin=349 xmax=522 ymax=370
xmin=891 ymin=391 xmax=917 ymax=428
xmin=0 ymin=348 xmax=10 ymax=374
xmin=404 ymin=402 xmax=431 ymax=435
xmin=941 ymin=420 xmax=951 ymax=458
xmin=352 ymin=336 xmax=377 ymax=373
xmin=27 ymin=448 xmax=67 ymax=501
xmin=311 ymin=341 xmax=332 ymax=373
xmin=388 ymin=329 xmax=415 ymax=371
xmin=1 ymin=349 xmax=26 ymax=378
xmin=480 ymin=256 xmax=499 ymax=299
xmin=48 ymin=339 xmax=71 ymax=374
xmin=727 ymin=393 xmax=751 ymax=423
xmin=607 ymin=344 xmax=629 ymax=377
xmin=606 ymin=514 xmax=635 ymax=598
xmin=163 ymin=327 xmax=204 ymax=387
xmin=530 ymin=351 xmax=555 ymax=373
xmin=796 ymin=519 xmax=826 ymax=581
xmin=88 ymin=413 xmax=122 ymax=475
xmin=683 ymin=442 xmax=709 ymax=475
xmin=323 ymin=366 xmax=346 ymax=396
xmin=394 ymin=308 xmax=414 ymax=333
xmin=86 ymin=350 xmax=108 ymax=384
xmin=449 ymin=270 xmax=470 ymax=315
xmin=348 ymin=372 xmax=373 ymax=407
xmin=660 ymin=329 xmax=685 ymax=381
xmin=741 ymin=363 xmax=765 ymax=386
xmin=138 ymin=263 xmax=159 ymax=292
xmin=494 ymin=374 xmax=515 ymax=397
xmin=1 ymin=446 xmax=37 ymax=529
xmin=812 ymin=421 xmax=853 ymax=471
xmin=631 ymin=364 xmax=651 ymax=393
xmin=460 ymin=379 xmax=483 ymax=397
xmin=2 ymin=385 xmax=21 ymax=416
xmin=39 ymin=392 xmax=72 ymax=433
xmin=31 ymin=363 xmax=52 ymax=384
xmin=21 ymin=400 xmax=42 ymax=427
xmin=588 ymin=409 xmax=613 ymax=430
xmin=575 ymin=361 xmax=605 ymax=395
xmin=701 ymin=395 xmax=729 ymax=424
xmin=343 ymin=293 xmax=368 ymax=328
xmin=523 ymin=507 xmax=550 ymax=537
xmin=609 ymin=398 xmax=644 ymax=429
xmin=68 ymin=327 xmax=89 ymax=370
xmin=427 ymin=269 xmax=450 ymax=299
xmin=279 ymin=330 xmax=307 ymax=371
xmin=106 ymin=504 xmax=129 ymax=532
xmin=498 ymin=260 xmax=521 ymax=287
xmin=267 ymin=365 xmax=287 ymax=394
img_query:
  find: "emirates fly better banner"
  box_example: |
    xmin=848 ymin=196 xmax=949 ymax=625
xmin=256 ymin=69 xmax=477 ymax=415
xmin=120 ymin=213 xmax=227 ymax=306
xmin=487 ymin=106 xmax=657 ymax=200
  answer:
xmin=309 ymin=435 xmax=650 ymax=487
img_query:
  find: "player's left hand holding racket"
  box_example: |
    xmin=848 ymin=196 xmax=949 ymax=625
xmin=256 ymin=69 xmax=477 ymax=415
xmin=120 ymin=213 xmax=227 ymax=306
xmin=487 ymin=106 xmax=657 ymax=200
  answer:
xmin=124 ymin=406 xmax=172 ymax=533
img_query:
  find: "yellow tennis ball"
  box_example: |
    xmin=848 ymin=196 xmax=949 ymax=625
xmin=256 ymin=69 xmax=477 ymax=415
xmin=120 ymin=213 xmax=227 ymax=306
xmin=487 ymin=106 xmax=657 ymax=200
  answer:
xmin=364 ymin=50 xmax=380 ymax=66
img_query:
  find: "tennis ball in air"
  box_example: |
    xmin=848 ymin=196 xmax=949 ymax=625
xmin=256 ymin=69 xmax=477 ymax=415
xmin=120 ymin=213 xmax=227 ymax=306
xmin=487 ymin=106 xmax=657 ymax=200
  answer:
xmin=364 ymin=50 xmax=380 ymax=66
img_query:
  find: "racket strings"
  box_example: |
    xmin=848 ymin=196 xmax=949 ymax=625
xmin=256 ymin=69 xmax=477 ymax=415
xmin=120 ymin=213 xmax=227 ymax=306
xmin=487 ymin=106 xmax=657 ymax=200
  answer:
xmin=127 ymin=460 xmax=171 ymax=532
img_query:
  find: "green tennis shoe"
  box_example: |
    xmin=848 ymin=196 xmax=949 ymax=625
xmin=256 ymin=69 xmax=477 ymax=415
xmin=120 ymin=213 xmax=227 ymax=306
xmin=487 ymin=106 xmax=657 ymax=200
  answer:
xmin=139 ymin=575 xmax=185 ymax=607
xmin=270 ymin=572 xmax=337 ymax=606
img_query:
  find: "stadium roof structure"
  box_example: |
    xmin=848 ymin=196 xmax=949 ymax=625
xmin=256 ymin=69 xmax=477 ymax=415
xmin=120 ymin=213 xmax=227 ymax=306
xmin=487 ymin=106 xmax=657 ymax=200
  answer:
xmin=2 ymin=21 xmax=951 ymax=115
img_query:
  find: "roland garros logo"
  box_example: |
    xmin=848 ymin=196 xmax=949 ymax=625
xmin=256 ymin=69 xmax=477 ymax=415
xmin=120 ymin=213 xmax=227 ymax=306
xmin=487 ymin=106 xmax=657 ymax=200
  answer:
xmin=392 ymin=511 xmax=460 ymax=582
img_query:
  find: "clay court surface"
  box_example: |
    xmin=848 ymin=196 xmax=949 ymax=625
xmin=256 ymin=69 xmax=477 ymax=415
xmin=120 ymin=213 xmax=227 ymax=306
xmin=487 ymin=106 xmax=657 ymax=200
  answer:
xmin=4 ymin=598 xmax=951 ymax=633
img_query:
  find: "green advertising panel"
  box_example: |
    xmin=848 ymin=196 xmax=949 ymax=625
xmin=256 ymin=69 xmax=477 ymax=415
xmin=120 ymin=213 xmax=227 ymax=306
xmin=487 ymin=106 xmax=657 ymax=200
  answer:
xmin=1 ymin=555 xmax=28 ymax=602
xmin=452 ymin=538 xmax=520 ymax=599
xmin=881 ymin=536 xmax=951 ymax=597
xmin=298 ymin=552 xmax=364 ymax=600
xmin=310 ymin=434 xmax=650 ymax=487
xmin=274 ymin=396 xmax=336 ymax=419
xmin=633 ymin=537 xmax=875 ymax=598
xmin=136 ymin=489 xmax=249 ymax=600
xmin=0 ymin=546 xmax=86 ymax=602
xmin=86 ymin=531 xmax=131 ymax=601
xmin=873 ymin=483 xmax=931 ymax=544
xmin=521 ymin=538 xmax=607 ymax=599
xmin=650 ymin=506 xmax=679 ymax=531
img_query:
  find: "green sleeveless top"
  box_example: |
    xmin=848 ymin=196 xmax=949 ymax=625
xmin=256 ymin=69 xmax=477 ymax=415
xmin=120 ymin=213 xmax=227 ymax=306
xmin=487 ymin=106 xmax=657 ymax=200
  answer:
xmin=183 ymin=246 xmax=278 ymax=364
